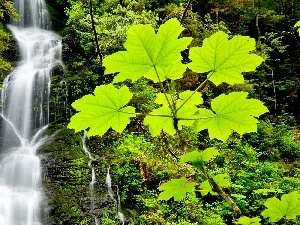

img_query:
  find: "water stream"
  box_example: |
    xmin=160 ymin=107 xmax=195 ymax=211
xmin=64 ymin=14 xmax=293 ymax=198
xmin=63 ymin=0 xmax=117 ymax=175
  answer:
xmin=0 ymin=0 xmax=63 ymax=224
xmin=81 ymin=132 xmax=125 ymax=224
xmin=81 ymin=130 xmax=126 ymax=224
xmin=81 ymin=131 xmax=100 ymax=225
xmin=106 ymin=166 xmax=125 ymax=225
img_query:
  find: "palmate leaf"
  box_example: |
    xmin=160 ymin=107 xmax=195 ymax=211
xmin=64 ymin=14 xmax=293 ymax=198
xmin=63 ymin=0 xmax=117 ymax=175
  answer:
xmin=155 ymin=93 xmax=174 ymax=106
xmin=68 ymin=84 xmax=135 ymax=136
xmin=103 ymin=18 xmax=192 ymax=83
xmin=199 ymin=147 xmax=219 ymax=162
xmin=235 ymin=216 xmax=261 ymax=225
xmin=144 ymin=93 xmax=175 ymax=136
xmin=193 ymin=92 xmax=268 ymax=141
xmin=158 ymin=177 xmax=197 ymax=201
xmin=188 ymin=31 xmax=264 ymax=85
xmin=143 ymin=106 xmax=175 ymax=136
xmin=179 ymin=147 xmax=219 ymax=168
xmin=144 ymin=90 xmax=203 ymax=136
xmin=178 ymin=90 xmax=203 ymax=106
xmin=200 ymin=173 xmax=230 ymax=196
xmin=177 ymin=90 xmax=203 ymax=129
xmin=261 ymin=191 xmax=300 ymax=222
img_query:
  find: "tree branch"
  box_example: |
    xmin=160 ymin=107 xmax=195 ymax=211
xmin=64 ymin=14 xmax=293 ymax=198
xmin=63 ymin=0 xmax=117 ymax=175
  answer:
xmin=89 ymin=0 xmax=103 ymax=64
xmin=200 ymin=167 xmax=242 ymax=217
xmin=180 ymin=0 xmax=193 ymax=23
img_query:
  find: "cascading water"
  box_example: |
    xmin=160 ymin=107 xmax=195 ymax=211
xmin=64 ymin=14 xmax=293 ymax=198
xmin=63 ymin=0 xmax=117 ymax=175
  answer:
xmin=0 ymin=0 xmax=63 ymax=224
xmin=106 ymin=165 xmax=125 ymax=225
xmin=81 ymin=131 xmax=100 ymax=225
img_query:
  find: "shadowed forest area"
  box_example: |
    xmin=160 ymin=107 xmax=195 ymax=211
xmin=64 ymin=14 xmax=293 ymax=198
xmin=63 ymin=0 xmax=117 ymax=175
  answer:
xmin=1 ymin=0 xmax=300 ymax=224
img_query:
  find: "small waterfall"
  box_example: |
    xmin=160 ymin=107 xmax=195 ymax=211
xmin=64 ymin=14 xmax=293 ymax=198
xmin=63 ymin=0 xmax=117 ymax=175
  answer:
xmin=0 ymin=0 xmax=63 ymax=224
xmin=106 ymin=165 xmax=125 ymax=225
xmin=81 ymin=131 xmax=99 ymax=225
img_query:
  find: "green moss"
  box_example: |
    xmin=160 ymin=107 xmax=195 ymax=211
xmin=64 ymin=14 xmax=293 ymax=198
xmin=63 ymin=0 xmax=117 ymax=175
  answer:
xmin=43 ymin=127 xmax=94 ymax=224
xmin=48 ymin=184 xmax=90 ymax=224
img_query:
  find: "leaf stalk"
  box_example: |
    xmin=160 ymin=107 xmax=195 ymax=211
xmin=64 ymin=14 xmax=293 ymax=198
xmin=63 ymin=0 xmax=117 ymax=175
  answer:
xmin=175 ymin=71 xmax=214 ymax=113
xmin=200 ymin=166 xmax=242 ymax=217
xmin=153 ymin=66 xmax=177 ymax=118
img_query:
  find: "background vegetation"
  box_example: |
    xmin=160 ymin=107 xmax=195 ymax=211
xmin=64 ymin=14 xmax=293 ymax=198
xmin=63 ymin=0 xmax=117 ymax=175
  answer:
xmin=1 ymin=0 xmax=300 ymax=224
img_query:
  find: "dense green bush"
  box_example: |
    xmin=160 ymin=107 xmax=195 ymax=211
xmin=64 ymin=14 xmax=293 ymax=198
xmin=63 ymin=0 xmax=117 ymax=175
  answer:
xmin=243 ymin=122 xmax=300 ymax=161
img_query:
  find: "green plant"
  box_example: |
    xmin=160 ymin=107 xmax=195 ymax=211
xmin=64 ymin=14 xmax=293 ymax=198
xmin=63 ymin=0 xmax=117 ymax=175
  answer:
xmin=68 ymin=18 xmax=266 ymax=139
xmin=261 ymin=191 xmax=300 ymax=223
xmin=235 ymin=216 xmax=261 ymax=225
xmin=0 ymin=0 xmax=19 ymax=76
xmin=67 ymin=18 xmax=274 ymax=221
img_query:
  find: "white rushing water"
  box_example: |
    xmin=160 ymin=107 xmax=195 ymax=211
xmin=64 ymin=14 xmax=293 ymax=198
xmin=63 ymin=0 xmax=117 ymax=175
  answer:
xmin=81 ymin=131 xmax=100 ymax=225
xmin=106 ymin=165 xmax=125 ymax=225
xmin=0 ymin=0 xmax=63 ymax=224
xmin=82 ymin=131 xmax=125 ymax=224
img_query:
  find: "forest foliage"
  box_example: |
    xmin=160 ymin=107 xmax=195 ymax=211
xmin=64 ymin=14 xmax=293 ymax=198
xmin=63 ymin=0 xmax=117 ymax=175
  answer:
xmin=2 ymin=0 xmax=300 ymax=224
xmin=0 ymin=0 xmax=18 ymax=74
xmin=66 ymin=11 xmax=299 ymax=225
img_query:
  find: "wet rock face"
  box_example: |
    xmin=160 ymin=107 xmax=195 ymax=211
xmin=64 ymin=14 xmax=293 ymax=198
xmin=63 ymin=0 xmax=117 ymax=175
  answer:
xmin=81 ymin=194 xmax=114 ymax=217
xmin=1 ymin=31 xmax=19 ymax=73
xmin=49 ymin=65 xmax=70 ymax=124
xmin=39 ymin=127 xmax=115 ymax=225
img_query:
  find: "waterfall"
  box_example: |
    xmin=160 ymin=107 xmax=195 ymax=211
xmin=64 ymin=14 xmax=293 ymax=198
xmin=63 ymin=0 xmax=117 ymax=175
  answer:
xmin=106 ymin=166 xmax=125 ymax=225
xmin=81 ymin=131 xmax=100 ymax=225
xmin=82 ymin=132 xmax=126 ymax=224
xmin=0 ymin=0 xmax=63 ymax=224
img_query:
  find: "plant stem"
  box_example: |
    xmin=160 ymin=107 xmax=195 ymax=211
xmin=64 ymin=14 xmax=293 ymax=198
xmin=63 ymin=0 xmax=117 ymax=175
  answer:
xmin=165 ymin=129 xmax=242 ymax=217
xmin=180 ymin=0 xmax=193 ymax=23
xmin=153 ymin=66 xmax=177 ymax=117
xmin=175 ymin=72 xmax=214 ymax=113
xmin=121 ymin=110 xmax=216 ymax=120
xmin=169 ymin=80 xmax=178 ymax=106
xmin=200 ymin=166 xmax=242 ymax=217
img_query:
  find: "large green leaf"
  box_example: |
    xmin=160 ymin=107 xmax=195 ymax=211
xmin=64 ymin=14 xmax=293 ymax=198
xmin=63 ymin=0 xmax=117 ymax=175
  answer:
xmin=200 ymin=173 xmax=230 ymax=196
xmin=235 ymin=216 xmax=261 ymax=225
xmin=68 ymin=84 xmax=135 ymax=136
xmin=179 ymin=147 xmax=219 ymax=168
xmin=143 ymin=106 xmax=175 ymax=136
xmin=103 ymin=18 xmax=192 ymax=83
xmin=261 ymin=191 xmax=300 ymax=222
xmin=177 ymin=90 xmax=203 ymax=129
xmin=178 ymin=90 xmax=203 ymax=106
xmin=158 ymin=177 xmax=197 ymax=201
xmin=200 ymin=147 xmax=219 ymax=162
xmin=188 ymin=31 xmax=264 ymax=85
xmin=144 ymin=90 xmax=202 ymax=136
xmin=144 ymin=93 xmax=175 ymax=136
xmin=193 ymin=92 xmax=268 ymax=141
xmin=155 ymin=93 xmax=174 ymax=106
